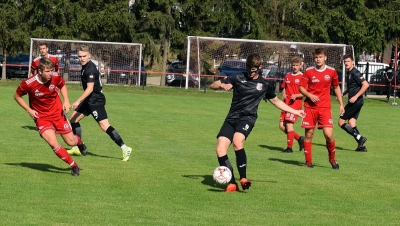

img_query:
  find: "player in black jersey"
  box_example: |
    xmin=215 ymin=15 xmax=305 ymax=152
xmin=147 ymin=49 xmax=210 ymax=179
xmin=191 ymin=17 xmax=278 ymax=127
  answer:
xmin=210 ymin=53 xmax=305 ymax=192
xmin=69 ymin=45 xmax=132 ymax=161
xmin=384 ymin=62 xmax=394 ymax=102
xmin=338 ymin=53 xmax=369 ymax=152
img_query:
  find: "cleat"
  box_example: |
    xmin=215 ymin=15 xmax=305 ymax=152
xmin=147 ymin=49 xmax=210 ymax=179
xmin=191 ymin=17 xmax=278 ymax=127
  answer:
xmin=77 ymin=143 xmax=88 ymax=156
xmin=122 ymin=147 xmax=132 ymax=161
xmin=357 ymin=137 xmax=367 ymax=148
xmin=67 ymin=146 xmax=81 ymax=156
xmin=356 ymin=146 xmax=367 ymax=152
xmin=240 ymin=178 xmax=252 ymax=190
xmin=225 ymin=183 xmax=239 ymax=192
xmin=298 ymin=136 xmax=305 ymax=151
xmin=71 ymin=165 xmax=80 ymax=176
xmin=330 ymin=160 xmax=339 ymax=169
xmin=282 ymin=148 xmax=293 ymax=153
xmin=306 ymin=162 xmax=314 ymax=168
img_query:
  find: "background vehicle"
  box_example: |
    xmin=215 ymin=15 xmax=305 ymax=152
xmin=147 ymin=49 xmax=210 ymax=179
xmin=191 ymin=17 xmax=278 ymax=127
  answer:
xmin=166 ymin=60 xmax=199 ymax=88
xmin=108 ymin=60 xmax=147 ymax=86
xmin=369 ymin=68 xmax=400 ymax=96
xmin=58 ymin=54 xmax=105 ymax=82
xmin=5 ymin=54 xmax=30 ymax=79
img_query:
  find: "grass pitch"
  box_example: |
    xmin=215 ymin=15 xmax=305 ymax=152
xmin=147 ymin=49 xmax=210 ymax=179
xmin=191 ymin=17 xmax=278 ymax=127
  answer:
xmin=1 ymin=79 xmax=400 ymax=225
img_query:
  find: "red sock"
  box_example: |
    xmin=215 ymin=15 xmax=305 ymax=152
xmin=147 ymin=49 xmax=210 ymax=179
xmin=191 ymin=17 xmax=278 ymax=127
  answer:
xmin=74 ymin=135 xmax=83 ymax=146
xmin=326 ymin=140 xmax=336 ymax=161
xmin=287 ymin=131 xmax=294 ymax=148
xmin=54 ymin=145 xmax=77 ymax=167
xmin=303 ymin=141 xmax=312 ymax=164
xmin=293 ymin=132 xmax=300 ymax=140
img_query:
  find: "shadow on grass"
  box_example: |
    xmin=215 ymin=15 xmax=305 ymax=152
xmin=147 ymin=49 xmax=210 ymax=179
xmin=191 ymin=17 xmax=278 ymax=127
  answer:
xmin=312 ymin=143 xmax=354 ymax=151
xmin=21 ymin=125 xmax=37 ymax=131
xmin=4 ymin=162 xmax=69 ymax=174
xmin=65 ymin=147 xmax=120 ymax=159
xmin=260 ymin=142 xmax=354 ymax=152
xmin=258 ymin=144 xmax=283 ymax=152
xmin=182 ymin=174 xmax=247 ymax=192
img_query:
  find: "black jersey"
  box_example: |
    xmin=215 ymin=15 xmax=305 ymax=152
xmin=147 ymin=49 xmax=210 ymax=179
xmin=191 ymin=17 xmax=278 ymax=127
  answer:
xmin=81 ymin=60 xmax=105 ymax=105
xmin=385 ymin=66 xmax=394 ymax=84
xmin=346 ymin=67 xmax=367 ymax=104
xmin=221 ymin=72 xmax=276 ymax=123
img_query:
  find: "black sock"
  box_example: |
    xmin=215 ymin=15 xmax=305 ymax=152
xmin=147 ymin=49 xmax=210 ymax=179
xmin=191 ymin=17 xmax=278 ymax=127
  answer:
xmin=71 ymin=122 xmax=82 ymax=138
xmin=235 ymin=148 xmax=247 ymax=179
xmin=218 ymin=155 xmax=236 ymax=184
xmin=106 ymin=126 xmax=125 ymax=147
xmin=341 ymin=123 xmax=360 ymax=141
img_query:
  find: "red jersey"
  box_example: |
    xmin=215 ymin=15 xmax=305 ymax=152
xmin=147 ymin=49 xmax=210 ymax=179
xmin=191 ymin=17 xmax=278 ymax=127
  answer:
xmin=16 ymin=73 xmax=65 ymax=118
xmin=281 ymin=71 xmax=303 ymax=109
xmin=301 ymin=66 xmax=339 ymax=109
xmin=31 ymin=55 xmax=59 ymax=74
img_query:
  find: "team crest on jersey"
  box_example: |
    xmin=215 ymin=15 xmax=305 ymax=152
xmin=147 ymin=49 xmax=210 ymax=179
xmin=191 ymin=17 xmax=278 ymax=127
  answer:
xmin=256 ymin=83 xmax=263 ymax=90
xmin=329 ymin=119 xmax=333 ymax=124
xmin=64 ymin=123 xmax=71 ymax=130
xmin=295 ymin=79 xmax=300 ymax=84
xmin=49 ymin=84 xmax=55 ymax=91
xmin=324 ymin=75 xmax=331 ymax=81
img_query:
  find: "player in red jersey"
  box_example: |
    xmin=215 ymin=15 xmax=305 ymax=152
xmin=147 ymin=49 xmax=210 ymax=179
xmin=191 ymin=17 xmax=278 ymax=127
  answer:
xmin=299 ymin=48 xmax=344 ymax=169
xmin=279 ymin=57 xmax=305 ymax=153
xmin=30 ymin=42 xmax=59 ymax=77
xmin=14 ymin=57 xmax=86 ymax=176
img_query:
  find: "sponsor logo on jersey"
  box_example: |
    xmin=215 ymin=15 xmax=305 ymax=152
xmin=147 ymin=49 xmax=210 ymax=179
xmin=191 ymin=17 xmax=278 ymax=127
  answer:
xmin=324 ymin=75 xmax=331 ymax=81
xmin=302 ymin=121 xmax=309 ymax=126
xmin=49 ymin=84 xmax=55 ymax=92
xmin=35 ymin=89 xmax=44 ymax=97
xmin=256 ymin=83 xmax=263 ymax=90
xmin=311 ymin=76 xmax=320 ymax=83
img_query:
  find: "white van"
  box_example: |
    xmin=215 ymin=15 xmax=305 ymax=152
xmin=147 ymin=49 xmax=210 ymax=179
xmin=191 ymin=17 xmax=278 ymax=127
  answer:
xmin=356 ymin=62 xmax=388 ymax=82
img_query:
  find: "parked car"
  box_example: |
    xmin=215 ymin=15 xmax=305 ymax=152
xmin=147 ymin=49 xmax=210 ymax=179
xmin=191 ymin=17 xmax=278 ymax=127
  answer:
xmin=369 ymin=68 xmax=400 ymax=96
xmin=107 ymin=60 xmax=147 ymax=86
xmin=5 ymin=54 xmax=30 ymax=79
xmin=58 ymin=54 xmax=105 ymax=82
xmin=166 ymin=60 xmax=199 ymax=88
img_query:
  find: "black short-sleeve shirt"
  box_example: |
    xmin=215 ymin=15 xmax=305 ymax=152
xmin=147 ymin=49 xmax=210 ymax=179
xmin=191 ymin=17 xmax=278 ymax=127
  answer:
xmin=220 ymin=72 xmax=276 ymax=123
xmin=81 ymin=60 xmax=105 ymax=105
xmin=346 ymin=67 xmax=367 ymax=104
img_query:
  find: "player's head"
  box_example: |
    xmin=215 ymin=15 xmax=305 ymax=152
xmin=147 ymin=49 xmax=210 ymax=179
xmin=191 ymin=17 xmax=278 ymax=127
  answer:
xmin=312 ymin=48 xmax=327 ymax=68
xmin=246 ymin=53 xmax=261 ymax=79
xmin=291 ymin=57 xmax=302 ymax=73
xmin=77 ymin=45 xmax=91 ymax=66
xmin=39 ymin=42 xmax=49 ymax=57
xmin=343 ymin=53 xmax=354 ymax=71
xmin=38 ymin=57 xmax=54 ymax=81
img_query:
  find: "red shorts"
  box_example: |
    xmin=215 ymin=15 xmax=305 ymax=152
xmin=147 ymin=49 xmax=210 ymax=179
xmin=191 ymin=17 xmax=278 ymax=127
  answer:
xmin=35 ymin=114 xmax=72 ymax=135
xmin=279 ymin=111 xmax=299 ymax=123
xmin=301 ymin=108 xmax=333 ymax=129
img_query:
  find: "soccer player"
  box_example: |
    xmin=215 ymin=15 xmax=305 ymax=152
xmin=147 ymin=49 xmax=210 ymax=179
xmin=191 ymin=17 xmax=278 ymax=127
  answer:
xmin=14 ymin=57 xmax=85 ymax=176
xmin=31 ymin=42 xmax=59 ymax=77
xmin=68 ymin=45 xmax=132 ymax=161
xmin=338 ymin=53 xmax=369 ymax=151
xmin=279 ymin=57 xmax=305 ymax=153
xmin=210 ymin=53 xmax=305 ymax=192
xmin=299 ymin=48 xmax=344 ymax=169
xmin=384 ymin=62 xmax=394 ymax=102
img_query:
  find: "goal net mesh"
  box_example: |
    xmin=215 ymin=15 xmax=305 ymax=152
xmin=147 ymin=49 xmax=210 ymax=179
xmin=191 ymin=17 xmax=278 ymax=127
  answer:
xmin=30 ymin=38 xmax=143 ymax=85
xmin=184 ymin=36 xmax=353 ymax=90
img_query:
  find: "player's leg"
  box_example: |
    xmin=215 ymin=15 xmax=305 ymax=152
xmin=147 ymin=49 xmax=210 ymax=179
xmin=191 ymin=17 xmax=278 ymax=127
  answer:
xmin=216 ymin=121 xmax=238 ymax=192
xmin=40 ymin=128 xmax=80 ymax=176
xmin=232 ymin=120 xmax=253 ymax=190
xmin=301 ymin=108 xmax=316 ymax=167
xmin=279 ymin=111 xmax=286 ymax=132
xmin=339 ymin=104 xmax=366 ymax=150
xmin=319 ymin=109 xmax=339 ymax=169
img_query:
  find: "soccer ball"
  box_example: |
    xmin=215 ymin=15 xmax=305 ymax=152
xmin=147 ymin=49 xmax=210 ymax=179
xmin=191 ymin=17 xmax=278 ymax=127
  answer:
xmin=213 ymin=166 xmax=232 ymax=185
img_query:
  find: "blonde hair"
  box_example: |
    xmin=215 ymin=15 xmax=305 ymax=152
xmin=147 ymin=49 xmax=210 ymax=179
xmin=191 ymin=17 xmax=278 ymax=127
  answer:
xmin=78 ymin=45 xmax=90 ymax=53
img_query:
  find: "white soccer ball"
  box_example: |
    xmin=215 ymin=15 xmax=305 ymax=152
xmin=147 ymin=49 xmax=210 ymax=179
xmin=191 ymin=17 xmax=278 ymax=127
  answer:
xmin=213 ymin=166 xmax=232 ymax=185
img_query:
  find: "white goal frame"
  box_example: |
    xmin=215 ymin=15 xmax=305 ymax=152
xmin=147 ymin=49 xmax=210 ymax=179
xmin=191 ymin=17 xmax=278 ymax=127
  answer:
xmin=29 ymin=38 xmax=143 ymax=86
xmin=185 ymin=36 xmax=354 ymax=92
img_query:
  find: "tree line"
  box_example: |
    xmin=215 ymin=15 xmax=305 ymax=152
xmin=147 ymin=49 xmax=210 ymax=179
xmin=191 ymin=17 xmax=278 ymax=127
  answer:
xmin=1 ymin=0 xmax=399 ymax=73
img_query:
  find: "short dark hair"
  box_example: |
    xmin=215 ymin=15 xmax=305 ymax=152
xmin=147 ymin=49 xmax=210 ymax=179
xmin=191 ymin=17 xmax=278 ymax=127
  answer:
xmin=246 ymin=53 xmax=261 ymax=69
xmin=38 ymin=42 xmax=48 ymax=47
xmin=312 ymin=48 xmax=326 ymax=56
xmin=343 ymin=53 xmax=354 ymax=61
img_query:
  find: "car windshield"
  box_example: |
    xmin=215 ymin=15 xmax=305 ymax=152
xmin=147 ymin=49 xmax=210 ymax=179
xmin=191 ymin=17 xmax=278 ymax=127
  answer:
xmin=171 ymin=62 xmax=185 ymax=70
xmin=221 ymin=61 xmax=246 ymax=70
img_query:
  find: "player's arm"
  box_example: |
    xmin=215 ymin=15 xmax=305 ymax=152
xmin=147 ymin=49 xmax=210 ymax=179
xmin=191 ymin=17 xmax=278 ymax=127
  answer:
xmin=299 ymin=85 xmax=319 ymax=102
xmin=349 ymin=81 xmax=369 ymax=103
xmin=72 ymin=82 xmax=94 ymax=109
xmin=333 ymin=85 xmax=344 ymax=115
xmin=281 ymin=88 xmax=286 ymax=100
xmin=210 ymin=80 xmax=232 ymax=91
xmin=268 ymin=97 xmax=305 ymax=118
xmin=59 ymin=85 xmax=71 ymax=113
xmin=13 ymin=92 xmax=39 ymax=119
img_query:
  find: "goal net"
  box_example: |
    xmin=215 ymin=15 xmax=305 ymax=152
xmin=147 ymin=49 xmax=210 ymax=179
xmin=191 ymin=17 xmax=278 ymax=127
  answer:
xmin=184 ymin=36 xmax=353 ymax=91
xmin=29 ymin=38 xmax=143 ymax=86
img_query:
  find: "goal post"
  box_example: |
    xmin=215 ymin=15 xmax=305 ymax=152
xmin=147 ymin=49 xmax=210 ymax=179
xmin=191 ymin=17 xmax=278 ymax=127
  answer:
xmin=185 ymin=36 xmax=354 ymax=92
xmin=29 ymin=38 xmax=143 ymax=86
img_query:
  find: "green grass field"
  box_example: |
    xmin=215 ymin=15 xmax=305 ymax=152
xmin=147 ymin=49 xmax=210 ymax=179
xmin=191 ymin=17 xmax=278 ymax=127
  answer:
xmin=1 ymin=80 xmax=400 ymax=225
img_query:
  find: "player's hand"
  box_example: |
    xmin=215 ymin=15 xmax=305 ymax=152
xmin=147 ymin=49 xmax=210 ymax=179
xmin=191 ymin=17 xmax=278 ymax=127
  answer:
xmin=72 ymin=101 xmax=80 ymax=109
xmin=339 ymin=105 xmax=345 ymax=116
xmin=221 ymin=83 xmax=233 ymax=91
xmin=349 ymin=96 xmax=357 ymax=103
xmin=297 ymin=110 xmax=306 ymax=118
xmin=27 ymin=109 xmax=39 ymax=119
xmin=63 ymin=102 xmax=71 ymax=114
xmin=308 ymin=94 xmax=320 ymax=102
xmin=291 ymin=94 xmax=297 ymax=100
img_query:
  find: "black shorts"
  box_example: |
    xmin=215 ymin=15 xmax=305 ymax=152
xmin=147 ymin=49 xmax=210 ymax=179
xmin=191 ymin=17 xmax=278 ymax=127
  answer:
xmin=340 ymin=103 xmax=363 ymax=120
xmin=75 ymin=101 xmax=108 ymax=122
xmin=217 ymin=119 xmax=254 ymax=142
